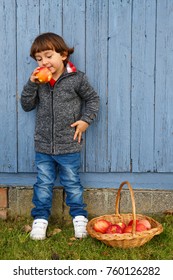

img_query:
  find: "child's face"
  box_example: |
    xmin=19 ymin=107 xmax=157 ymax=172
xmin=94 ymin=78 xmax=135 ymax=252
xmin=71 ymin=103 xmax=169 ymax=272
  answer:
xmin=35 ymin=50 xmax=67 ymax=78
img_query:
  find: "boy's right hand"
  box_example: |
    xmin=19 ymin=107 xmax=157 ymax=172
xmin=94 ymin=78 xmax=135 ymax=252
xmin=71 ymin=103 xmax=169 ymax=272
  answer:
xmin=30 ymin=67 xmax=41 ymax=83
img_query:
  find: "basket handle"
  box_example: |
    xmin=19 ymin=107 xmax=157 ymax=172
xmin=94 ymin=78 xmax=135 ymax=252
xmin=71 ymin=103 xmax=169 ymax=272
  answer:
xmin=115 ymin=181 xmax=136 ymax=235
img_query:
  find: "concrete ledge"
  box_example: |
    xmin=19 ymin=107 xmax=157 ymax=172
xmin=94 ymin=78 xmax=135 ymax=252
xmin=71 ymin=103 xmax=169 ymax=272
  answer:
xmin=8 ymin=186 xmax=64 ymax=220
xmin=0 ymin=186 xmax=172 ymax=221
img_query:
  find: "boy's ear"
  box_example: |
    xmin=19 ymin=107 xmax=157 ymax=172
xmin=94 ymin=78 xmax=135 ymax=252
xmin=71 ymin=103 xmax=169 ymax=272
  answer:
xmin=61 ymin=51 xmax=68 ymax=61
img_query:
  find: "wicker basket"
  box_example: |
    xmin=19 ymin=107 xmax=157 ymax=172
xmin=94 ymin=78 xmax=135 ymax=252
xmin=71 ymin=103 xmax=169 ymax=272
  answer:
xmin=86 ymin=181 xmax=163 ymax=248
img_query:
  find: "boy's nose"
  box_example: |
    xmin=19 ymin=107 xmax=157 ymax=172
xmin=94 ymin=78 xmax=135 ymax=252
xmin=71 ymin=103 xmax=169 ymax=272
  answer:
xmin=42 ymin=58 xmax=48 ymax=66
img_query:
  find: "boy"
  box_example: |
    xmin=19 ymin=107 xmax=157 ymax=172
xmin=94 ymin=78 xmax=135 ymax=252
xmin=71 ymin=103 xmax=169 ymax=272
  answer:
xmin=21 ymin=32 xmax=99 ymax=240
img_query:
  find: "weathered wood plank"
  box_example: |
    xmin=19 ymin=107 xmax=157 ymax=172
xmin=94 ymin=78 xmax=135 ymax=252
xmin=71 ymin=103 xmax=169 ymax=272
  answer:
xmin=17 ymin=0 xmax=39 ymax=172
xmin=155 ymin=0 xmax=173 ymax=172
xmin=0 ymin=0 xmax=17 ymax=172
xmin=40 ymin=0 xmax=63 ymax=34
xmin=86 ymin=0 xmax=108 ymax=172
xmin=63 ymin=0 xmax=86 ymax=171
xmin=63 ymin=0 xmax=85 ymax=72
xmin=131 ymin=0 xmax=156 ymax=172
xmin=85 ymin=0 xmax=109 ymax=172
xmin=1 ymin=172 xmax=173 ymax=190
xmin=1 ymin=0 xmax=173 ymax=181
xmin=108 ymin=0 xmax=131 ymax=172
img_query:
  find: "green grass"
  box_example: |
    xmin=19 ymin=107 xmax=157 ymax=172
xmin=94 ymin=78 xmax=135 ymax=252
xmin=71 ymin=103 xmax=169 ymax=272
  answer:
xmin=0 ymin=215 xmax=172 ymax=260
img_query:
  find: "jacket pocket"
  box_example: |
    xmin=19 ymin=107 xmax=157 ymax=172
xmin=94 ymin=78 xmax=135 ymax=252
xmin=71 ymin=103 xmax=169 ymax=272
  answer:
xmin=55 ymin=126 xmax=75 ymax=144
xmin=34 ymin=127 xmax=51 ymax=144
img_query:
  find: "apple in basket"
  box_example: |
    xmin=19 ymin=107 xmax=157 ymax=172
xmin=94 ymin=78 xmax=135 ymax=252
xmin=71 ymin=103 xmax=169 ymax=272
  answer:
xmin=123 ymin=223 xmax=147 ymax=233
xmin=128 ymin=219 xmax=139 ymax=226
xmin=136 ymin=223 xmax=147 ymax=232
xmin=138 ymin=219 xmax=151 ymax=230
xmin=35 ymin=67 xmax=52 ymax=83
xmin=128 ymin=219 xmax=151 ymax=230
xmin=123 ymin=225 xmax=133 ymax=233
xmin=115 ymin=222 xmax=126 ymax=231
xmin=93 ymin=219 xmax=111 ymax=233
xmin=106 ymin=224 xmax=123 ymax=234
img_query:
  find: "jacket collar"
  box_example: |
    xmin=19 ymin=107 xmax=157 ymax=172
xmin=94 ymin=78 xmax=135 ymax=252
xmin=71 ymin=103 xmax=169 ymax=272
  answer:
xmin=66 ymin=61 xmax=77 ymax=73
xmin=49 ymin=61 xmax=77 ymax=87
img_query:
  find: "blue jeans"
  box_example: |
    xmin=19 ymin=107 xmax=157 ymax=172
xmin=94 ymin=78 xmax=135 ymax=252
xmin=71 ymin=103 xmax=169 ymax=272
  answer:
xmin=31 ymin=152 xmax=87 ymax=220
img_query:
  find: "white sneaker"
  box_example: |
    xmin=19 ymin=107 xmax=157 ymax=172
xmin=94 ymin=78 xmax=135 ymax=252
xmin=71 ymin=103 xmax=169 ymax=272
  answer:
xmin=73 ymin=216 xmax=88 ymax=238
xmin=30 ymin=219 xmax=48 ymax=240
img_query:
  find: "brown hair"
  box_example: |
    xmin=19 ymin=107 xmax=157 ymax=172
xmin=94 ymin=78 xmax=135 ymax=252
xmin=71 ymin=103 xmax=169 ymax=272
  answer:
xmin=30 ymin=32 xmax=74 ymax=65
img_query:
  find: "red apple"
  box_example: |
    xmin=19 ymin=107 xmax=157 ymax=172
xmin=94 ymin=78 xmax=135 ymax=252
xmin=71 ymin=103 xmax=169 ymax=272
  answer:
xmin=123 ymin=225 xmax=133 ymax=233
xmin=128 ymin=219 xmax=139 ymax=226
xmin=93 ymin=219 xmax=111 ymax=233
xmin=106 ymin=224 xmax=122 ymax=234
xmin=136 ymin=223 xmax=147 ymax=232
xmin=36 ymin=67 xmax=52 ymax=83
xmin=115 ymin=222 xmax=126 ymax=231
xmin=138 ymin=219 xmax=151 ymax=230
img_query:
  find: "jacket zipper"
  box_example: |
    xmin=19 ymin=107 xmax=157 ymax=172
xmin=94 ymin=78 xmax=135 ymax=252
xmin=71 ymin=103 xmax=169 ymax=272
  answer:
xmin=50 ymin=87 xmax=54 ymax=154
xmin=49 ymin=71 xmax=76 ymax=154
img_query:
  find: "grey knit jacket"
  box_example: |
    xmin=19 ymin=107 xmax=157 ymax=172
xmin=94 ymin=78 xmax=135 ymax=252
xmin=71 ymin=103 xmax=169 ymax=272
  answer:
xmin=21 ymin=67 xmax=99 ymax=155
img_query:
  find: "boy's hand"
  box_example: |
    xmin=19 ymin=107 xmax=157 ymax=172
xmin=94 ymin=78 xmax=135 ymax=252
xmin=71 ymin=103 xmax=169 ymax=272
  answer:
xmin=30 ymin=67 xmax=41 ymax=83
xmin=71 ymin=120 xmax=89 ymax=143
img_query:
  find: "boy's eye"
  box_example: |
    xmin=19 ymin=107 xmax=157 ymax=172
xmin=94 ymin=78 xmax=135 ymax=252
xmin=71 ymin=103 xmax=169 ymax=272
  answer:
xmin=47 ymin=55 xmax=52 ymax=58
xmin=36 ymin=58 xmax=42 ymax=61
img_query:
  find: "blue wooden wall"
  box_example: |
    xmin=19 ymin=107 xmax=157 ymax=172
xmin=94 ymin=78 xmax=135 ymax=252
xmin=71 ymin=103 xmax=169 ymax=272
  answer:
xmin=1 ymin=0 xmax=173 ymax=189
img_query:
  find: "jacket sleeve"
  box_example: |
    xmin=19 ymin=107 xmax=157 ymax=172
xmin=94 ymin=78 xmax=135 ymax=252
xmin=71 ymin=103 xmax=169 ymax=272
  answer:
xmin=77 ymin=73 xmax=100 ymax=124
xmin=21 ymin=80 xmax=39 ymax=112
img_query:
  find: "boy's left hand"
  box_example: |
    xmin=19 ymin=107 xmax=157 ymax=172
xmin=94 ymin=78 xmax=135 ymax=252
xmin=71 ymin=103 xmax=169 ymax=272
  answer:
xmin=71 ymin=120 xmax=89 ymax=143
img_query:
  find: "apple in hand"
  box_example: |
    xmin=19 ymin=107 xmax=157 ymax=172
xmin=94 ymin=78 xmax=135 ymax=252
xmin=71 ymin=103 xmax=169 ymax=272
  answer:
xmin=35 ymin=67 xmax=52 ymax=83
xmin=138 ymin=219 xmax=151 ymax=230
xmin=106 ymin=224 xmax=122 ymax=234
xmin=93 ymin=219 xmax=111 ymax=233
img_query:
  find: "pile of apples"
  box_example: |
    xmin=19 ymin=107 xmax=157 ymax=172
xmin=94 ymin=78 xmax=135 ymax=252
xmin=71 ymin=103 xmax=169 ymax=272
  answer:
xmin=93 ymin=218 xmax=151 ymax=234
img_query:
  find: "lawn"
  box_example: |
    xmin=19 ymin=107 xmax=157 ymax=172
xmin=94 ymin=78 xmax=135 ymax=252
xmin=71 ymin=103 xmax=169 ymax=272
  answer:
xmin=0 ymin=214 xmax=172 ymax=260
